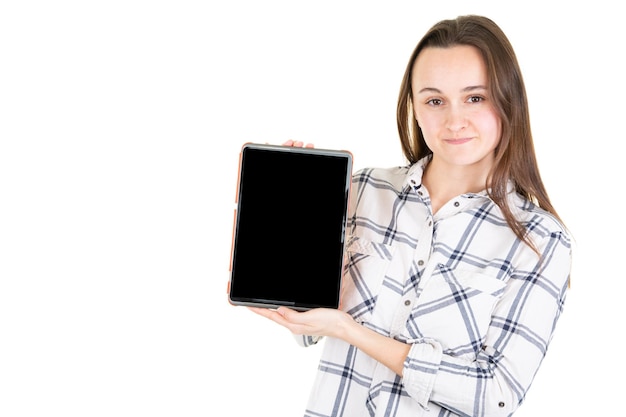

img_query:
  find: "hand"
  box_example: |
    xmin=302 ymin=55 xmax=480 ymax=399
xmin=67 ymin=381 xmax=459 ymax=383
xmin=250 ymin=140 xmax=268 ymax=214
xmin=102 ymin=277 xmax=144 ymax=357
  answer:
xmin=248 ymin=306 xmax=353 ymax=339
xmin=283 ymin=139 xmax=315 ymax=148
xmin=249 ymin=305 xmax=410 ymax=376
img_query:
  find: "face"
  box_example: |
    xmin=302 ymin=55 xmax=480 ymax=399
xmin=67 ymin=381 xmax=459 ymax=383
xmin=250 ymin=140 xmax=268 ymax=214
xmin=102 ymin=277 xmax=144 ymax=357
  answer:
xmin=411 ymin=45 xmax=501 ymax=172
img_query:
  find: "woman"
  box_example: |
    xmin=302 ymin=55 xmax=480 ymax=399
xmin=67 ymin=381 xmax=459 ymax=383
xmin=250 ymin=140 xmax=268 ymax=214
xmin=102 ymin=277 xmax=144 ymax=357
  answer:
xmin=250 ymin=15 xmax=572 ymax=417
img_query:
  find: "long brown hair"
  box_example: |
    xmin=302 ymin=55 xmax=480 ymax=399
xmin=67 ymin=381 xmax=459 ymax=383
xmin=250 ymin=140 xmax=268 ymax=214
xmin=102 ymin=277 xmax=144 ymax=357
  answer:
xmin=397 ymin=15 xmax=564 ymax=251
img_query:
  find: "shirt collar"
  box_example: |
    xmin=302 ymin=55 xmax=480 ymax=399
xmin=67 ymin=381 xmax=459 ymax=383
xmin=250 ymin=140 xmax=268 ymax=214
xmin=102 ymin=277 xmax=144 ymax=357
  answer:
xmin=404 ymin=157 xmax=429 ymax=189
xmin=403 ymin=156 xmax=517 ymax=202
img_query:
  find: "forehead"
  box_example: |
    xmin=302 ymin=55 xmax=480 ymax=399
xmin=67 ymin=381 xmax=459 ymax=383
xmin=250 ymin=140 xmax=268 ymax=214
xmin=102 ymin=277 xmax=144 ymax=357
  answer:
xmin=411 ymin=45 xmax=488 ymax=90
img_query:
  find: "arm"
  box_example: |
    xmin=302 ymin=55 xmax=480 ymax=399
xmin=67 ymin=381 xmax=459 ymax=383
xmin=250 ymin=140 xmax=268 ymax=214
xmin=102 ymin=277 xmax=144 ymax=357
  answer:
xmin=251 ymin=229 xmax=571 ymax=416
xmin=248 ymin=307 xmax=410 ymax=375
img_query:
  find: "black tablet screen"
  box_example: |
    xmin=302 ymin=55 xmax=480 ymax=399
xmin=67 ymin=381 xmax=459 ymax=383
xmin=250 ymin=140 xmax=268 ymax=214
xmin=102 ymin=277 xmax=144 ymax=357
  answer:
xmin=229 ymin=143 xmax=352 ymax=310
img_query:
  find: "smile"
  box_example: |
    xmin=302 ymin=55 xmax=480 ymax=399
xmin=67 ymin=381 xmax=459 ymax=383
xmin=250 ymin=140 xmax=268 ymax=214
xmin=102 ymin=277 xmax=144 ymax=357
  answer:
xmin=444 ymin=137 xmax=473 ymax=145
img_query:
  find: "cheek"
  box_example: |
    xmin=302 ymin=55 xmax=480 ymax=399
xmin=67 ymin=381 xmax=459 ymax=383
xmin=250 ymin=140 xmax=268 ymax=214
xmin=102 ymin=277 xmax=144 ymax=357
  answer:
xmin=418 ymin=118 xmax=439 ymax=150
xmin=414 ymin=112 xmax=440 ymax=136
xmin=481 ymin=112 xmax=502 ymax=145
xmin=468 ymin=107 xmax=500 ymax=141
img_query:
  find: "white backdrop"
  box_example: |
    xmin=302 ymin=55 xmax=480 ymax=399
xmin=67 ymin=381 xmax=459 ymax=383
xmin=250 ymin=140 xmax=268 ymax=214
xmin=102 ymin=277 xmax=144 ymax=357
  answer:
xmin=1 ymin=1 xmax=621 ymax=416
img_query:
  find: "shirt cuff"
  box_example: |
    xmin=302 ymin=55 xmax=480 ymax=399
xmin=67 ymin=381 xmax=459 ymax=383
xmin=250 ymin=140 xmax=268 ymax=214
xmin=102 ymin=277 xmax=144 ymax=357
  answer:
xmin=293 ymin=334 xmax=322 ymax=347
xmin=402 ymin=338 xmax=443 ymax=408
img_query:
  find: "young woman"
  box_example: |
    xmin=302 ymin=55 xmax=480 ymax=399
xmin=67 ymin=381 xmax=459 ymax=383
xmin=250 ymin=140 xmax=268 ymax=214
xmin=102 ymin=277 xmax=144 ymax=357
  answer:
xmin=250 ymin=15 xmax=572 ymax=417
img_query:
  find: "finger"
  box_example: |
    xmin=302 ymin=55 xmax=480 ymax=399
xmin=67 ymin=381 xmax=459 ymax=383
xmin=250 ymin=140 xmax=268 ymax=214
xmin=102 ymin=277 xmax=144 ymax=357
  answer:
xmin=249 ymin=306 xmax=297 ymax=328
xmin=248 ymin=306 xmax=281 ymax=320
xmin=277 ymin=307 xmax=322 ymax=326
xmin=281 ymin=140 xmax=315 ymax=148
xmin=282 ymin=139 xmax=303 ymax=147
xmin=275 ymin=306 xmax=298 ymax=319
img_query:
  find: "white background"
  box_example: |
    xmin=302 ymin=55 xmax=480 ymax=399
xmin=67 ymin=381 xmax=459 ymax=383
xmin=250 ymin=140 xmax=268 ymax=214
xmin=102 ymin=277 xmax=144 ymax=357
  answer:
xmin=0 ymin=1 xmax=622 ymax=416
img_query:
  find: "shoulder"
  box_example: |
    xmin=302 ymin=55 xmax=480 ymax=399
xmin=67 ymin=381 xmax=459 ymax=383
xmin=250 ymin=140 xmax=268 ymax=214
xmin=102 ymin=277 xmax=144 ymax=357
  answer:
xmin=352 ymin=165 xmax=412 ymax=190
xmin=510 ymin=193 xmax=571 ymax=243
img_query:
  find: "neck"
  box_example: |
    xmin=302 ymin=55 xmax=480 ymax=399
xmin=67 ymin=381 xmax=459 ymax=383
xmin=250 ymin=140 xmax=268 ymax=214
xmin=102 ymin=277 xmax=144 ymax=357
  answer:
xmin=422 ymin=157 xmax=492 ymax=214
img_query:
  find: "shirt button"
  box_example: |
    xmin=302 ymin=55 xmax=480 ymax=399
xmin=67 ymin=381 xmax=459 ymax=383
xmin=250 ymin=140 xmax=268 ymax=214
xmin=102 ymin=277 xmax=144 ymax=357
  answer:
xmin=428 ymin=220 xmax=432 ymax=227
xmin=498 ymin=402 xmax=505 ymax=408
xmin=454 ymin=201 xmax=460 ymax=207
xmin=404 ymin=300 xmax=411 ymax=306
xmin=417 ymin=260 xmax=424 ymax=266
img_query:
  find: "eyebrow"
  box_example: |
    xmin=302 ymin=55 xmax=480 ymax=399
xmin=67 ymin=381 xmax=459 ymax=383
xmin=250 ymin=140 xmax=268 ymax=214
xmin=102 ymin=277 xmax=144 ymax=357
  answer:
xmin=417 ymin=85 xmax=488 ymax=94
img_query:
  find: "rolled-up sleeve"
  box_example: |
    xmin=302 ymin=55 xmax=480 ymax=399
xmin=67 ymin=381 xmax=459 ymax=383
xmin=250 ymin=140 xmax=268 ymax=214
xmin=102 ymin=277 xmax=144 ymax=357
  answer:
xmin=402 ymin=338 xmax=443 ymax=408
xmin=294 ymin=334 xmax=323 ymax=347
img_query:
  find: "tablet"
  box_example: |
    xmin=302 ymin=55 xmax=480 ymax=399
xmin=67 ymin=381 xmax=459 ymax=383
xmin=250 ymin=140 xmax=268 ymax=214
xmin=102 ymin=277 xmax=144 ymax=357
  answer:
xmin=228 ymin=143 xmax=353 ymax=311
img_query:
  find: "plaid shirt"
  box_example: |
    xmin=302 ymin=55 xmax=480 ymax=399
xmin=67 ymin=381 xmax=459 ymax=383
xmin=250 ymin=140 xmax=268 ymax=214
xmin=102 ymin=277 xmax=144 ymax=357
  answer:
xmin=296 ymin=158 xmax=572 ymax=417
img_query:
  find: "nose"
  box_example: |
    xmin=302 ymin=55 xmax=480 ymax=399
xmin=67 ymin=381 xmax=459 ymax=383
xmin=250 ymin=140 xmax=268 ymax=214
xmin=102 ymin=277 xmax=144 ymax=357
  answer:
xmin=445 ymin=105 xmax=468 ymax=132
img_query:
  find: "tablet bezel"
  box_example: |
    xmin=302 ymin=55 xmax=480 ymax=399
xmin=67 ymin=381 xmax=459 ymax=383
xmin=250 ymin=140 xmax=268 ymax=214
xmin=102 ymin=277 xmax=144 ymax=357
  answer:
xmin=228 ymin=143 xmax=353 ymax=311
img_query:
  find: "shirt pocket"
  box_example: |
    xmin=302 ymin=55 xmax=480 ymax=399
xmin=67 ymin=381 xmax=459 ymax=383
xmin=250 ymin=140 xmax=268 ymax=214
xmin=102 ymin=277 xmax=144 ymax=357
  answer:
xmin=341 ymin=237 xmax=394 ymax=323
xmin=408 ymin=268 xmax=506 ymax=354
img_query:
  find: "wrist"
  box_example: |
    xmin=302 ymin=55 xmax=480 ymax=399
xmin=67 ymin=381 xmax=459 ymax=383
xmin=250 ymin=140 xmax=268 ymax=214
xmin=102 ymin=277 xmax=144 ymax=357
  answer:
xmin=335 ymin=311 xmax=363 ymax=344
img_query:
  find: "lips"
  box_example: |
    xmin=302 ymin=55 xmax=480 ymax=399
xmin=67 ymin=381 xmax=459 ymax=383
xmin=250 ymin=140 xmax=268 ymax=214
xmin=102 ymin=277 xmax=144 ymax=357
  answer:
xmin=444 ymin=137 xmax=473 ymax=145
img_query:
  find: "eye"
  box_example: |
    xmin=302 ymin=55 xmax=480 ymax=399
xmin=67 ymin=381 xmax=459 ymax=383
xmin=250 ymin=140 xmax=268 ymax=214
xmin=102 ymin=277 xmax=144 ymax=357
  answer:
xmin=426 ymin=98 xmax=443 ymax=106
xmin=467 ymin=95 xmax=485 ymax=103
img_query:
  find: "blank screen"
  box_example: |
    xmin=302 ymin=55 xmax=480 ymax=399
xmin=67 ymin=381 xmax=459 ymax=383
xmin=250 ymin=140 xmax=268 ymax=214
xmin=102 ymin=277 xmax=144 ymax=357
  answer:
xmin=229 ymin=144 xmax=352 ymax=310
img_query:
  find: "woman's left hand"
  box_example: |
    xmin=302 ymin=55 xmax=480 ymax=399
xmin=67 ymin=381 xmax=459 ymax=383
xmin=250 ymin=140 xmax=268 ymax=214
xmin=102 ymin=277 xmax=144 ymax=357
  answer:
xmin=248 ymin=306 xmax=354 ymax=339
